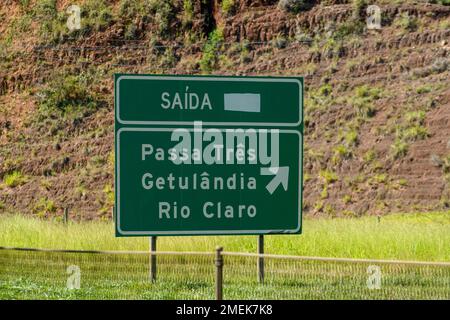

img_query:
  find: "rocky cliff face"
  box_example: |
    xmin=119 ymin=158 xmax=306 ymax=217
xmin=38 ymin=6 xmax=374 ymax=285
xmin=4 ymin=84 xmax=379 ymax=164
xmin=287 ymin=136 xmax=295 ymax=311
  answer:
xmin=0 ymin=0 xmax=449 ymax=219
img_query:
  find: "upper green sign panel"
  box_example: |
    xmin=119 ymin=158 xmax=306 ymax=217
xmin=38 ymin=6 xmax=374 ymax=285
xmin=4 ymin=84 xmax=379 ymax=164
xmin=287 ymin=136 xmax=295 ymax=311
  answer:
xmin=115 ymin=75 xmax=302 ymax=127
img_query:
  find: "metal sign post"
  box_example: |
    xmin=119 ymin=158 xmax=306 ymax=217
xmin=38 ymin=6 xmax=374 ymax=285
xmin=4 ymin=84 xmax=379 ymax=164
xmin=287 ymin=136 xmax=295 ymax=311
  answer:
xmin=258 ymin=235 xmax=264 ymax=284
xmin=149 ymin=236 xmax=157 ymax=282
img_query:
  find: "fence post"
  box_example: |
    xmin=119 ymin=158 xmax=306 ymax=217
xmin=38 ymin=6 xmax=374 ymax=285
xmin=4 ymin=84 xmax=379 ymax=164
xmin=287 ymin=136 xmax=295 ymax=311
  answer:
xmin=258 ymin=235 xmax=264 ymax=284
xmin=63 ymin=208 xmax=69 ymax=224
xmin=215 ymin=246 xmax=224 ymax=300
xmin=149 ymin=236 xmax=157 ymax=282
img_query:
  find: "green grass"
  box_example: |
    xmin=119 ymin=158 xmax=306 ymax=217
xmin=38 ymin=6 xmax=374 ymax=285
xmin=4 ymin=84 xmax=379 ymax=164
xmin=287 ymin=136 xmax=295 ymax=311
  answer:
xmin=319 ymin=170 xmax=338 ymax=184
xmin=1 ymin=213 xmax=449 ymax=300
xmin=1 ymin=250 xmax=448 ymax=299
xmin=1 ymin=212 xmax=449 ymax=261
xmin=2 ymin=171 xmax=28 ymax=188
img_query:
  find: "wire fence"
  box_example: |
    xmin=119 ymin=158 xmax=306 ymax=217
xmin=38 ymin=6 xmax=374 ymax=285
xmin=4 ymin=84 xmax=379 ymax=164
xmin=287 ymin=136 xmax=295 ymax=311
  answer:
xmin=0 ymin=247 xmax=449 ymax=300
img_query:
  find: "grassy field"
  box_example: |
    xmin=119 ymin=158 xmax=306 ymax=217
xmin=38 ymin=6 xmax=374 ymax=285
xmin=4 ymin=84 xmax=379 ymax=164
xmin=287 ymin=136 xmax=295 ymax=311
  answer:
xmin=1 ymin=212 xmax=449 ymax=300
xmin=1 ymin=212 xmax=449 ymax=261
xmin=1 ymin=252 xmax=448 ymax=299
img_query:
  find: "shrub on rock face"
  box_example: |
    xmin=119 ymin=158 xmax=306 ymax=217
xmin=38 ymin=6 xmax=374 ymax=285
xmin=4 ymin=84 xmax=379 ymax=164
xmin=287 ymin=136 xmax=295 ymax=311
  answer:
xmin=431 ymin=58 xmax=448 ymax=74
xmin=200 ymin=28 xmax=224 ymax=73
xmin=221 ymin=0 xmax=236 ymax=16
xmin=426 ymin=0 xmax=450 ymax=5
xmin=39 ymin=73 xmax=98 ymax=114
xmin=278 ymin=0 xmax=312 ymax=13
xmin=352 ymin=0 xmax=367 ymax=20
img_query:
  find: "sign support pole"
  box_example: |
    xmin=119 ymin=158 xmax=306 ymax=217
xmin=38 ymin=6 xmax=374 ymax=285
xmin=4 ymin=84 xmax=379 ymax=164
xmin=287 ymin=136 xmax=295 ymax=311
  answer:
xmin=149 ymin=236 xmax=157 ymax=282
xmin=215 ymin=247 xmax=223 ymax=300
xmin=258 ymin=235 xmax=264 ymax=284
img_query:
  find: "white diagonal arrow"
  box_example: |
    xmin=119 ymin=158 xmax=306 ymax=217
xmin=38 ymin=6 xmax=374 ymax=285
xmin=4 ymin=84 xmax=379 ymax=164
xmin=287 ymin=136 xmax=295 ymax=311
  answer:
xmin=260 ymin=167 xmax=289 ymax=195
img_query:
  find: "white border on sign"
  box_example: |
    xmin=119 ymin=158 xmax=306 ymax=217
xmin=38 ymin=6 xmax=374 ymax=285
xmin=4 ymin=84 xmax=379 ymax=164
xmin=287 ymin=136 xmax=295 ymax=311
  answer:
xmin=116 ymin=127 xmax=302 ymax=236
xmin=115 ymin=75 xmax=303 ymax=127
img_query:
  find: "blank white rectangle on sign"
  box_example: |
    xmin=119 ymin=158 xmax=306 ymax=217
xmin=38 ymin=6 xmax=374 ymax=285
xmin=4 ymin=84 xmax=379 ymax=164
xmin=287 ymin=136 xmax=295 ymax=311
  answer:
xmin=224 ymin=93 xmax=261 ymax=113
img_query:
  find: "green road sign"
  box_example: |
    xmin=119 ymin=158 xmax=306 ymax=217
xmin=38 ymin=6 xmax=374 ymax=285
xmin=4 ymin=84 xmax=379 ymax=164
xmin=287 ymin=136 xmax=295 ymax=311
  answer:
xmin=115 ymin=74 xmax=303 ymax=236
xmin=116 ymin=75 xmax=302 ymax=126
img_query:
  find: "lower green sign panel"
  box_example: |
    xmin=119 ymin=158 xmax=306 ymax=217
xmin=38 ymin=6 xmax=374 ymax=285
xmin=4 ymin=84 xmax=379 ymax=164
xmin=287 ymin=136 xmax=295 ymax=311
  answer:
xmin=115 ymin=127 xmax=302 ymax=236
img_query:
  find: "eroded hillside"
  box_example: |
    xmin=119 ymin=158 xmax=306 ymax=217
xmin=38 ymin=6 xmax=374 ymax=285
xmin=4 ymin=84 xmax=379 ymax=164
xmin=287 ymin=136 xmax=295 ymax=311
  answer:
xmin=0 ymin=0 xmax=449 ymax=220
